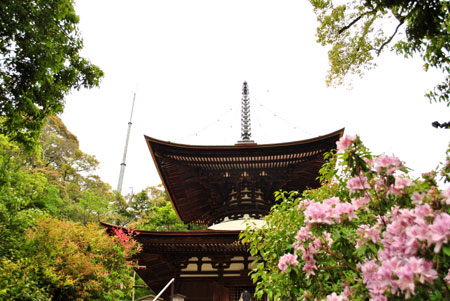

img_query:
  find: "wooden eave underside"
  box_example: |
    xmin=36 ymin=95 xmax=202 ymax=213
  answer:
xmin=145 ymin=129 xmax=344 ymax=225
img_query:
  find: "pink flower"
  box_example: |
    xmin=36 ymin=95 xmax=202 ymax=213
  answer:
xmin=347 ymin=176 xmax=370 ymax=193
xmin=335 ymin=202 xmax=357 ymax=221
xmin=395 ymin=263 xmax=416 ymax=298
xmin=444 ymin=269 xmax=450 ymax=285
xmin=417 ymin=259 xmax=438 ymax=284
xmin=411 ymin=192 xmax=424 ymax=205
xmin=278 ymin=253 xmax=299 ymax=273
xmin=394 ymin=177 xmax=412 ymax=190
xmin=323 ymin=231 xmax=333 ymax=247
xmin=441 ymin=187 xmax=450 ymax=205
xmin=414 ymin=204 xmax=434 ymax=221
xmin=373 ymin=154 xmax=403 ymax=175
xmin=387 ymin=185 xmax=400 ymax=196
xmin=361 ymin=205 xmax=442 ymax=299
xmin=357 ymin=224 xmax=381 ymax=244
xmin=298 ymin=199 xmax=312 ymax=210
xmin=324 ymin=197 xmax=340 ymax=206
xmin=336 ymin=135 xmax=355 ymax=153
xmin=304 ymin=202 xmax=334 ymax=225
xmin=294 ymin=225 xmax=312 ymax=242
xmin=405 ymin=224 xmax=429 ymax=247
xmin=302 ymin=258 xmax=317 ymax=277
xmin=361 ymin=260 xmax=378 ymax=281
xmin=326 ymin=292 xmax=348 ymax=301
xmin=352 ymin=195 xmax=370 ymax=210
xmin=429 ymin=213 xmax=450 ymax=253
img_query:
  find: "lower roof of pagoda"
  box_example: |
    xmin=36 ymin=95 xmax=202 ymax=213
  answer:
xmin=101 ymin=223 xmax=250 ymax=294
xmin=134 ymin=228 xmax=244 ymax=253
xmin=145 ymin=128 xmax=344 ymax=225
xmin=101 ymin=222 xmax=243 ymax=253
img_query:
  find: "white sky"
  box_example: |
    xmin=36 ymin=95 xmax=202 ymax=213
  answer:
xmin=62 ymin=0 xmax=450 ymax=195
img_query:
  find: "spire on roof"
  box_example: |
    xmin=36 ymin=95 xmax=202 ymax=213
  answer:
xmin=239 ymin=81 xmax=254 ymax=143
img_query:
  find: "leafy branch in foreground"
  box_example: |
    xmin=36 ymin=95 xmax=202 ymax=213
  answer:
xmin=309 ymin=0 xmax=450 ymax=107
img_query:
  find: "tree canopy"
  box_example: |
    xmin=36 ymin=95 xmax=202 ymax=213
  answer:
xmin=309 ymin=0 xmax=450 ymax=105
xmin=0 ymin=0 xmax=103 ymax=149
xmin=0 ymin=119 xmax=148 ymax=299
xmin=0 ymin=218 xmax=141 ymax=300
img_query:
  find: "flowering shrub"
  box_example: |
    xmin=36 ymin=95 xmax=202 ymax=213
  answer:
xmin=0 ymin=217 xmax=142 ymax=300
xmin=241 ymin=136 xmax=450 ymax=300
xmin=113 ymin=226 xmax=142 ymax=260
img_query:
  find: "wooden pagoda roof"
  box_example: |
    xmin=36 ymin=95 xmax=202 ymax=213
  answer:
xmin=145 ymin=129 xmax=344 ymax=225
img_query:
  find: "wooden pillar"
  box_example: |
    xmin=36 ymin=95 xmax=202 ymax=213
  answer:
xmin=213 ymin=282 xmax=229 ymax=301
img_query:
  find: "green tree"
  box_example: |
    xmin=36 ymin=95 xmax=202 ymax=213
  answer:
xmin=106 ymin=191 xmax=135 ymax=227
xmin=143 ymin=202 xmax=188 ymax=231
xmin=37 ymin=116 xmax=116 ymax=223
xmin=0 ymin=217 xmax=141 ymax=300
xmin=0 ymin=134 xmax=62 ymax=257
xmin=309 ymin=0 xmax=449 ymax=106
xmin=0 ymin=116 xmax=118 ymax=256
xmin=125 ymin=185 xmax=191 ymax=231
xmin=0 ymin=0 xmax=103 ymax=149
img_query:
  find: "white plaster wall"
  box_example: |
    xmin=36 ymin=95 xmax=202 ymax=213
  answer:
xmin=208 ymin=217 xmax=266 ymax=230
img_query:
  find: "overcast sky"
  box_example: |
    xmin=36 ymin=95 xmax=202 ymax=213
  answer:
xmin=62 ymin=0 xmax=450 ymax=195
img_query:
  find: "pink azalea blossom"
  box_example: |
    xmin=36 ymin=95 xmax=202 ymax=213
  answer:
xmin=360 ymin=205 xmax=443 ymax=299
xmin=444 ymin=269 xmax=450 ymax=285
xmin=373 ymin=154 xmax=403 ymax=175
xmin=335 ymin=202 xmax=357 ymax=221
xmin=304 ymin=199 xmax=358 ymax=225
xmin=336 ymin=135 xmax=355 ymax=153
xmin=294 ymin=225 xmax=312 ymax=241
xmin=326 ymin=292 xmax=348 ymax=301
xmin=298 ymin=199 xmax=312 ymax=210
xmin=347 ymin=176 xmax=370 ymax=193
xmin=357 ymin=224 xmax=381 ymax=245
xmin=278 ymin=253 xmax=299 ymax=273
xmin=441 ymin=186 xmax=450 ymax=205
xmin=411 ymin=191 xmax=424 ymax=205
xmin=352 ymin=195 xmax=370 ymax=210
xmin=413 ymin=204 xmax=434 ymax=222
xmin=323 ymin=231 xmax=333 ymax=247
xmin=394 ymin=177 xmax=412 ymax=190
xmin=429 ymin=213 xmax=450 ymax=253
xmin=304 ymin=202 xmax=334 ymax=225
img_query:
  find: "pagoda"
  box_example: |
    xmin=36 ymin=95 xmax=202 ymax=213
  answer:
xmin=104 ymin=83 xmax=343 ymax=301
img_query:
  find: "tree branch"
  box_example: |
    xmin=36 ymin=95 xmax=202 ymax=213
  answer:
xmin=432 ymin=121 xmax=450 ymax=129
xmin=373 ymin=19 xmax=405 ymax=56
xmin=338 ymin=15 xmax=363 ymax=34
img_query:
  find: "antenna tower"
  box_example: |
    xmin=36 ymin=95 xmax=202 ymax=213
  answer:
xmin=117 ymin=93 xmax=136 ymax=193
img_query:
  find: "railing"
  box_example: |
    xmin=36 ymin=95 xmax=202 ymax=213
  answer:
xmin=152 ymin=278 xmax=175 ymax=301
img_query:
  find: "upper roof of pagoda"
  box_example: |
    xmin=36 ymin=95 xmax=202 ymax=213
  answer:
xmin=145 ymin=128 xmax=344 ymax=225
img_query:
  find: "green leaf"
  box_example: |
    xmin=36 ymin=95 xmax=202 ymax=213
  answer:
xmin=443 ymin=245 xmax=450 ymax=257
xmin=368 ymin=243 xmax=378 ymax=254
xmin=355 ymin=244 xmax=367 ymax=258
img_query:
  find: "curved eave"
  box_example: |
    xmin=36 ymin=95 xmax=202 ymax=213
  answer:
xmin=144 ymin=128 xmax=344 ymax=150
